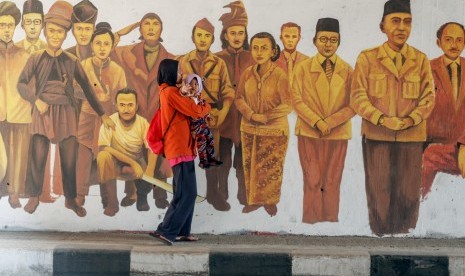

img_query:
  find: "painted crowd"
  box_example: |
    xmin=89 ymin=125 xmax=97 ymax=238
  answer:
xmin=0 ymin=0 xmax=464 ymax=236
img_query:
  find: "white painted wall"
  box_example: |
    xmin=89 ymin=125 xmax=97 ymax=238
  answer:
xmin=1 ymin=0 xmax=465 ymax=237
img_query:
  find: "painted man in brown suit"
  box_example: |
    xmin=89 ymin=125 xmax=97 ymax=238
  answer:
xmin=112 ymin=12 xmax=174 ymax=210
xmin=351 ymin=0 xmax=435 ymax=235
xmin=178 ymin=18 xmax=235 ymax=211
xmin=293 ymin=18 xmax=355 ymax=224
xmin=215 ymin=1 xmax=254 ymax=207
xmin=422 ymin=22 xmax=465 ymax=198
xmin=276 ymin=22 xmax=309 ymax=87
xmin=0 ymin=1 xmax=31 ymax=208
xmin=18 ymin=1 xmax=114 ymax=217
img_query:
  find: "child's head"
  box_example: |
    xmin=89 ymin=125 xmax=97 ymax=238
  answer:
xmin=185 ymin=74 xmax=203 ymax=95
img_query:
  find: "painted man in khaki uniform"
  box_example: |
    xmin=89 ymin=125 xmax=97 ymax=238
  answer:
xmin=215 ymin=1 xmax=254 ymax=207
xmin=293 ymin=18 xmax=355 ymax=224
xmin=178 ymin=18 xmax=235 ymax=211
xmin=351 ymin=0 xmax=435 ymax=235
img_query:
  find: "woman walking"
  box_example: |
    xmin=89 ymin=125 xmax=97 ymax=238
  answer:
xmin=150 ymin=59 xmax=211 ymax=245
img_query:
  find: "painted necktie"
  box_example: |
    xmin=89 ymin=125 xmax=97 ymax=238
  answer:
xmin=395 ymin=52 xmax=403 ymax=72
xmin=325 ymin=58 xmax=333 ymax=83
xmin=287 ymin=56 xmax=294 ymax=86
xmin=451 ymin=62 xmax=459 ymax=101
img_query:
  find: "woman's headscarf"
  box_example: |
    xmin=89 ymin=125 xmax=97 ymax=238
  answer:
xmin=157 ymin=59 xmax=179 ymax=86
xmin=185 ymin=74 xmax=203 ymax=95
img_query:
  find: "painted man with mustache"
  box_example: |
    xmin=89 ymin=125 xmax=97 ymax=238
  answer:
xmin=112 ymin=13 xmax=174 ymax=210
xmin=178 ymin=18 xmax=235 ymax=211
xmin=422 ymin=22 xmax=465 ymax=199
xmin=215 ymin=1 xmax=254 ymax=208
xmin=351 ymin=0 xmax=435 ymax=235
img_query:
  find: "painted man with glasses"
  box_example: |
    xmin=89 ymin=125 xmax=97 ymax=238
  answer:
xmin=16 ymin=0 xmax=46 ymax=54
xmin=292 ymin=18 xmax=354 ymax=224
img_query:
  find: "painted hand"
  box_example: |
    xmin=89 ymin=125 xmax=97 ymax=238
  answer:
xmin=35 ymin=99 xmax=49 ymax=115
xmin=101 ymin=115 xmax=116 ymax=130
xmin=382 ymin=117 xmax=405 ymax=130
xmin=132 ymin=162 xmax=144 ymax=179
xmin=251 ymin=113 xmax=268 ymax=124
xmin=316 ymin=120 xmax=331 ymax=136
xmin=458 ymin=145 xmax=465 ymax=178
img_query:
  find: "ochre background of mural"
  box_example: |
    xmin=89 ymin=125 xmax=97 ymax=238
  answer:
xmin=1 ymin=0 xmax=465 ymax=237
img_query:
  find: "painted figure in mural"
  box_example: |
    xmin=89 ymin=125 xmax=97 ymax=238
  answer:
xmin=150 ymin=59 xmax=210 ymax=245
xmin=276 ymin=22 xmax=309 ymax=87
xmin=0 ymin=133 xmax=5 ymax=183
xmin=16 ymin=0 xmax=46 ymax=54
xmin=293 ymin=18 xmax=355 ymax=224
xmin=235 ymin=32 xmax=291 ymax=216
xmin=0 ymin=1 xmax=31 ymax=209
xmin=96 ymin=88 xmax=156 ymax=216
xmin=351 ymin=0 xmax=435 ymax=235
xmin=76 ymin=22 xmax=127 ymax=208
xmin=178 ymin=18 xmax=235 ymax=211
xmin=17 ymin=1 xmax=114 ymax=217
xmin=421 ymin=22 xmax=465 ymax=199
xmin=16 ymin=0 xmax=63 ymax=205
xmin=181 ymin=74 xmax=222 ymax=169
xmin=67 ymin=0 xmax=97 ymax=61
xmin=112 ymin=12 xmax=173 ymax=210
xmin=215 ymin=0 xmax=254 ymax=207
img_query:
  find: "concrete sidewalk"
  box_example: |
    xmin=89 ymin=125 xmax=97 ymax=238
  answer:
xmin=0 ymin=231 xmax=464 ymax=275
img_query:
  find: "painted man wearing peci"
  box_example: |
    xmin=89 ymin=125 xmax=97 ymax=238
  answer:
xmin=351 ymin=0 xmax=435 ymax=235
xmin=293 ymin=18 xmax=355 ymax=224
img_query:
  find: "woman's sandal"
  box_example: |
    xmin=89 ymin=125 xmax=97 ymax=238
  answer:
xmin=175 ymin=235 xmax=200 ymax=242
xmin=149 ymin=231 xmax=173 ymax=246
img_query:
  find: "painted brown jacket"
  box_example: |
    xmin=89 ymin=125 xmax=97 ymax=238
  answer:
xmin=112 ymin=42 xmax=174 ymax=121
xmin=293 ymin=54 xmax=355 ymax=140
xmin=427 ymin=56 xmax=465 ymax=144
xmin=351 ymin=43 xmax=435 ymax=142
xmin=216 ymin=47 xmax=254 ymax=145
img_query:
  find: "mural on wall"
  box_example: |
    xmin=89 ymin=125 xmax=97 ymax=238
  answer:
xmin=292 ymin=18 xmax=354 ymax=224
xmin=351 ymin=0 xmax=435 ymax=235
xmin=235 ymin=32 xmax=291 ymax=216
xmin=2 ymin=0 xmax=465 ymax=237
xmin=421 ymin=22 xmax=465 ymax=199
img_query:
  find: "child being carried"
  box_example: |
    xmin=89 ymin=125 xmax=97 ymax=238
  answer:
xmin=181 ymin=74 xmax=223 ymax=169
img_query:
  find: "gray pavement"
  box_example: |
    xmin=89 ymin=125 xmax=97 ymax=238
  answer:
xmin=1 ymin=231 xmax=464 ymax=275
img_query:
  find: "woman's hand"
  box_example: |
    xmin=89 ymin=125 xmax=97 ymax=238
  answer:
xmin=251 ymin=113 xmax=268 ymax=124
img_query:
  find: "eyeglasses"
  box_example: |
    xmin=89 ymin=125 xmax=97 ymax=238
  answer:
xmin=23 ymin=19 xmax=42 ymax=26
xmin=0 ymin=23 xmax=15 ymax=30
xmin=318 ymin=36 xmax=339 ymax=44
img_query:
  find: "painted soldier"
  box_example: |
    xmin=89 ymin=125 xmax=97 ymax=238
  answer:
xmin=18 ymin=1 xmax=114 ymax=217
xmin=351 ymin=0 xmax=435 ymax=235
xmin=276 ymin=22 xmax=309 ymax=87
xmin=0 ymin=1 xmax=31 ymax=208
xmin=293 ymin=18 xmax=355 ymax=224
xmin=178 ymin=18 xmax=235 ymax=211
xmin=215 ymin=1 xmax=254 ymax=207
xmin=112 ymin=12 xmax=174 ymax=210
xmin=422 ymin=22 xmax=465 ymax=198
